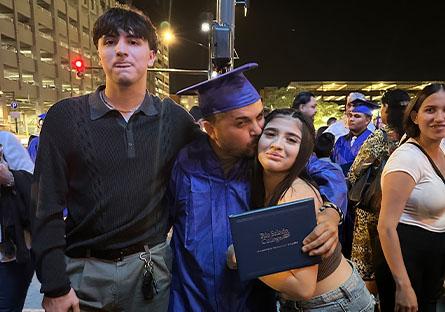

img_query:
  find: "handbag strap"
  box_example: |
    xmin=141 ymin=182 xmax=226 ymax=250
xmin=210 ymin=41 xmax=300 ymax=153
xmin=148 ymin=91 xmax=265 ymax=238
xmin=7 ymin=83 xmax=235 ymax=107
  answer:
xmin=406 ymin=141 xmax=445 ymax=184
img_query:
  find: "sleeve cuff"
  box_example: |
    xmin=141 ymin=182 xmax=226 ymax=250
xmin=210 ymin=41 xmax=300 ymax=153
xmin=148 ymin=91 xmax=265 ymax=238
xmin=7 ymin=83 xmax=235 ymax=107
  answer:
xmin=44 ymin=284 xmax=71 ymax=298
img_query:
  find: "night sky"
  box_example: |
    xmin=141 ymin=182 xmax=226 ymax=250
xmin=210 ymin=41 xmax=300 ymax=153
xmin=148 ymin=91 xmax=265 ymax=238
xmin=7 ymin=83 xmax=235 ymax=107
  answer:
xmin=131 ymin=0 xmax=445 ymax=92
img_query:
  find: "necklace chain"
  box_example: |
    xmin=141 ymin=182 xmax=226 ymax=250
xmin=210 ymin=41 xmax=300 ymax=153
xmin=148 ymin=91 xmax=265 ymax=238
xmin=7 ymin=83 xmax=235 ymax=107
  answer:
xmin=100 ymin=91 xmax=138 ymax=114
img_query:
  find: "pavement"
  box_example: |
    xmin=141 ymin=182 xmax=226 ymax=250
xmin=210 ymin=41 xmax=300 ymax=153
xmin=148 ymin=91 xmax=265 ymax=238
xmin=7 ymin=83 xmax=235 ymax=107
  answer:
xmin=23 ymin=273 xmax=43 ymax=311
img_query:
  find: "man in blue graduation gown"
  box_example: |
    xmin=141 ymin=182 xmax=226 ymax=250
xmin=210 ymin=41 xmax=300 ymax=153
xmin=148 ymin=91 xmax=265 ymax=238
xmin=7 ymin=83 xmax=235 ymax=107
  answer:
xmin=332 ymin=98 xmax=379 ymax=176
xmin=331 ymin=98 xmax=379 ymax=257
xmin=168 ymin=63 xmax=343 ymax=312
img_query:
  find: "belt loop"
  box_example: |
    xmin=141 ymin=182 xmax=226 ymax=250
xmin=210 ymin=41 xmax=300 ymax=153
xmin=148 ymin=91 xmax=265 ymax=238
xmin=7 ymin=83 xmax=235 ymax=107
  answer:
xmin=340 ymin=278 xmax=354 ymax=302
xmin=338 ymin=286 xmax=349 ymax=302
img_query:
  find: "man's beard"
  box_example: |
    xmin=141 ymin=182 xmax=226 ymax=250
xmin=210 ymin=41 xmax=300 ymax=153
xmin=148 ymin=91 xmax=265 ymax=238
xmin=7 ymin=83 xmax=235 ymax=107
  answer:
xmin=240 ymin=137 xmax=260 ymax=158
xmin=117 ymin=77 xmax=133 ymax=87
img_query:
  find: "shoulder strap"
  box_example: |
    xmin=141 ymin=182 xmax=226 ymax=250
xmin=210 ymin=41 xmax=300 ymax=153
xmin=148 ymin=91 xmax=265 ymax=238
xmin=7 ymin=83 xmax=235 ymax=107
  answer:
xmin=406 ymin=141 xmax=445 ymax=184
xmin=381 ymin=129 xmax=388 ymax=142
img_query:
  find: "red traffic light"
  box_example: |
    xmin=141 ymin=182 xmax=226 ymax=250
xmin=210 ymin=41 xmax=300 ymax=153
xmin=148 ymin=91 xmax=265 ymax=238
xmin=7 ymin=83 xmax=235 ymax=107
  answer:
xmin=74 ymin=60 xmax=83 ymax=68
xmin=71 ymin=57 xmax=86 ymax=72
xmin=71 ymin=57 xmax=86 ymax=78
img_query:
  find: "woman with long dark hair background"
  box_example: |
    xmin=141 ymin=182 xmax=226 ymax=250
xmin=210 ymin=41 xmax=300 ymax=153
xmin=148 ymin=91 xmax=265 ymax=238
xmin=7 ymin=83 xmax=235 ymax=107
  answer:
xmin=348 ymin=89 xmax=410 ymax=310
xmin=378 ymin=83 xmax=445 ymax=311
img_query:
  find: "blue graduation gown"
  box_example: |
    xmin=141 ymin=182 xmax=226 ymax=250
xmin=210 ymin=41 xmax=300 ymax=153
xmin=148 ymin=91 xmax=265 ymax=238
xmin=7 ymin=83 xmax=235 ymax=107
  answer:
xmin=168 ymin=136 xmax=263 ymax=312
xmin=307 ymin=155 xmax=348 ymax=216
xmin=332 ymin=130 xmax=372 ymax=175
xmin=27 ymin=136 xmax=39 ymax=163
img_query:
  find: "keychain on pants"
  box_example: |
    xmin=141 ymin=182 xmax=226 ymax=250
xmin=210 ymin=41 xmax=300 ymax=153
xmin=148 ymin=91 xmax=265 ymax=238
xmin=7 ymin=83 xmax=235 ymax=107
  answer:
xmin=139 ymin=249 xmax=158 ymax=300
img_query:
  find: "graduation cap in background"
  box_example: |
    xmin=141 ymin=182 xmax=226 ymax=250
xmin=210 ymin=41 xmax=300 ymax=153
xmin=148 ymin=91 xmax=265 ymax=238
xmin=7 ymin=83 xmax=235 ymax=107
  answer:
xmin=176 ymin=63 xmax=260 ymax=117
xmin=351 ymin=98 xmax=380 ymax=116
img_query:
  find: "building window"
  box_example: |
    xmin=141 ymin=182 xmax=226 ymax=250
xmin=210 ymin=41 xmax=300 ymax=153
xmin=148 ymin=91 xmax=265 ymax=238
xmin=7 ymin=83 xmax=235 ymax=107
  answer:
xmin=4 ymin=65 xmax=20 ymax=81
xmin=41 ymin=78 xmax=56 ymax=88
xmin=36 ymin=0 xmax=50 ymax=11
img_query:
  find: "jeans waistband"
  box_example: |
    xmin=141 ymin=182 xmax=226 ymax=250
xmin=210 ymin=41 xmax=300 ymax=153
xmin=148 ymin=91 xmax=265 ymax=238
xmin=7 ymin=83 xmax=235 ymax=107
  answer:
xmin=282 ymin=260 xmax=364 ymax=309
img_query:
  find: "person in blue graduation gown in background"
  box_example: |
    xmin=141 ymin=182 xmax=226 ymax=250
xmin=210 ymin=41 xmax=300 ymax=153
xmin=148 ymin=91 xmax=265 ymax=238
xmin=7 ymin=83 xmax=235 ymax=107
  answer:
xmin=308 ymin=132 xmax=348 ymax=218
xmin=168 ymin=63 xmax=343 ymax=312
xmin=332 ymin=98 xmax=379 ymax=176
xmin=332 ymin=98 xmax=379 ymax=258
xmin=27 ymin=113 xmax=46 ymax=163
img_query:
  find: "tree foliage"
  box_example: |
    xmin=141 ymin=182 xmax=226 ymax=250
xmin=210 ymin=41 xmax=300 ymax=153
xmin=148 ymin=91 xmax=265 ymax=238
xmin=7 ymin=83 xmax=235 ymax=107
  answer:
xmin=262 ymin=87 xmax=344 ymax=129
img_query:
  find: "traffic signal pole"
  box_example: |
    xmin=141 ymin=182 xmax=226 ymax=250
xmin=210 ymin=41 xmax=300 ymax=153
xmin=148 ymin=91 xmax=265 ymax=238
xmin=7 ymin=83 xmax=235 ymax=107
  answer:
xmin=211 ymin=0 xmax=235 ymax=74
xmin=211 ymin=0 xmax=249 ymax=74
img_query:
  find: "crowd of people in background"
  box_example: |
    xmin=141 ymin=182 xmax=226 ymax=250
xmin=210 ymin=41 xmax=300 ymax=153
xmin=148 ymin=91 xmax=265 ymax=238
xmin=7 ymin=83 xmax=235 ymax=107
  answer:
xmin=1 ymin=4 xmax=445 ymax=312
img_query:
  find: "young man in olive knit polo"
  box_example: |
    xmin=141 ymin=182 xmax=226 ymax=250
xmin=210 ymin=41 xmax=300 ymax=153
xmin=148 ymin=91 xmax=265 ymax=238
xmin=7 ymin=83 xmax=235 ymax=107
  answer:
xmin=31 ymin=6 xmax=199 ymax=312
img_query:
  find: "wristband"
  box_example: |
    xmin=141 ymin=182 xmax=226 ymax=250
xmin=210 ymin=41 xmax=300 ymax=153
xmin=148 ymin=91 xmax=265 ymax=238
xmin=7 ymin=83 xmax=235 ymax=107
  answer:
xmin=319 ymin=202 xmax=344 ymax=225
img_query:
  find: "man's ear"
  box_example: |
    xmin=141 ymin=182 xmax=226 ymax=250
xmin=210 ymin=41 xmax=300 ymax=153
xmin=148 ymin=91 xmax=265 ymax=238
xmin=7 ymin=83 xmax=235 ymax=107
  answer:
xmin=410 ymin=111 xmax=418 ymax=124
xmin=147 ymin=50 xmax=156 ymax=67
xmin=203 ymin=120 xmax=216 ymax=140
xmin=365 ymin=115 xmax=372 ymax=124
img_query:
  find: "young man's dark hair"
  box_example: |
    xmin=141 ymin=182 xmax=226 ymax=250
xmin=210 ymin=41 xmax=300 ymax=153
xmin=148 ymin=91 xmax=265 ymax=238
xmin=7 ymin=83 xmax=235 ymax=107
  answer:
xmin=292 ymin=91 xmax=315 ymax=110
xmin=327 ymin=117 xmax=337 ymax=126
xmin=316 ymin=126 xmax=328 ymax=139
xmin=93 ymin=5 xmax=158 ymax=52
xmin=314 ymin=132 xmax=335 ymax=158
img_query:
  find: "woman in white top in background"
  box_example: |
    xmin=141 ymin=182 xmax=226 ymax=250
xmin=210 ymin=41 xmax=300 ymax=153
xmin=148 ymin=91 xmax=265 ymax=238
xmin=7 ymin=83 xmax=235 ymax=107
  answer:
xmin=378 ymin=83 xmax=445 ymax=312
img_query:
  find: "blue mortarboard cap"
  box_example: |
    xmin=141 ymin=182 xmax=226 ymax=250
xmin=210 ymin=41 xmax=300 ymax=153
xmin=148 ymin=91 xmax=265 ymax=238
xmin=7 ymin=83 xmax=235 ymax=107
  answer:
xmin=38 ymin=113 xmax=47 ymax=120
xmin=176 ymin=63 xmax=260 ymax=117
xmin=351 ymin=98 xmax=380 ymax=116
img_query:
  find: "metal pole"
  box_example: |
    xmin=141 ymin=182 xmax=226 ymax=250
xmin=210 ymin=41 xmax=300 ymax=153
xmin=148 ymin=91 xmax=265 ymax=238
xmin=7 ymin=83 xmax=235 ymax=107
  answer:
xmin=216 ymin=0 xmax=235 ymax=70
xmin=208 ymin=33 xmax=213 ymax=79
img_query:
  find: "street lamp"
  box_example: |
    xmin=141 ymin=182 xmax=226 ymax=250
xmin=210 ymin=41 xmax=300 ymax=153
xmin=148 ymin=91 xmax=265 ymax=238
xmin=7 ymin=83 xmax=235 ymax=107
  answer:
xmin=159 ymin=20 xmax=212 ymax=78
xmin=201 ymin=22 xmax=211 ymax=33
xmin=159 ymin=21 xmax=175 ymax=45
xmin=162 ymin=29 xmax=175 ymax=45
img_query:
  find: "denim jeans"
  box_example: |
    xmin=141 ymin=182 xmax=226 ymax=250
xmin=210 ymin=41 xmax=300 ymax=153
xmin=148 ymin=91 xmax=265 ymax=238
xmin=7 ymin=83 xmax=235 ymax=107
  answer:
xmin=280 ymin=262 xmax=375 ymax=311
xmin=0 ymin=260 xmax=35 ymax=312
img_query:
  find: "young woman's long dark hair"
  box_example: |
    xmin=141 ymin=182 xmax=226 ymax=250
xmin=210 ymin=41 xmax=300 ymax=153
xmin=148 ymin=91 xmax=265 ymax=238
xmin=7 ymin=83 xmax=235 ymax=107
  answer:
xmin=251 ymin=108 xmax=316 ymax=209
xmin=381 ymin=89 xmax=410 ymax=137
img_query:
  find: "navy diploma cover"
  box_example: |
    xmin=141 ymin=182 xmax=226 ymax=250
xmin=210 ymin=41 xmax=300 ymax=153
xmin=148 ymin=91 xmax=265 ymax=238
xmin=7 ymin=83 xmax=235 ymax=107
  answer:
xmin=229 ymin=198 xmax=321 ymax=281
